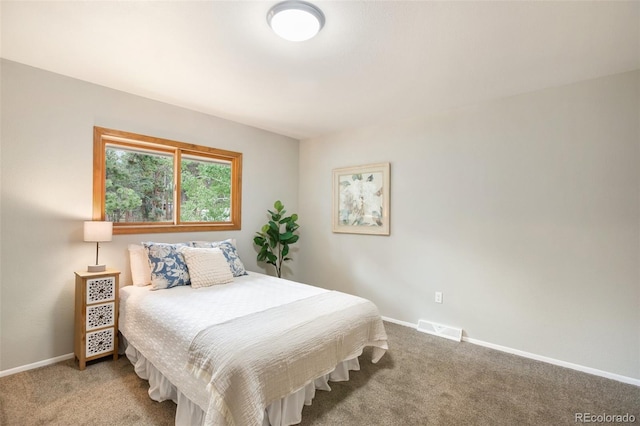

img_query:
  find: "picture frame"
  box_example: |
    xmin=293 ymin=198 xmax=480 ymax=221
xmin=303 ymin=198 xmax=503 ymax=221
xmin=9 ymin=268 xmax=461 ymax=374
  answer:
xmin=332 ymin=162 xmax=390 ymax=235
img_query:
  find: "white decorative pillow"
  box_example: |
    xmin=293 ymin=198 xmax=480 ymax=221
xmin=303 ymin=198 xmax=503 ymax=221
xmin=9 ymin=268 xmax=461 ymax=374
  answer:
xmin=128 ymin=244 xmax=151 ymax=286
xmin=190 ymin=239 xmax=247 ymax=277
xmin=179 ymin=247 xmax=233 ymax=289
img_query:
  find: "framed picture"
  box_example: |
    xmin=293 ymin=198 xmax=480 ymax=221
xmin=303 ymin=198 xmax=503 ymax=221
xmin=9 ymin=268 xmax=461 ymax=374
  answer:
xmin=332 ymin=162 xmax=390 ymax=235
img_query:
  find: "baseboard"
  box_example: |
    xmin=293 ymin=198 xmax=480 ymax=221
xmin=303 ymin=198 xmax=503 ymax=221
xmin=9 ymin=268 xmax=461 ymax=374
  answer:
xmin=381 ymin=316 xmax=640 ymax=387
xmin=462 ymin=337 xmax=640 ymax=387
xmin=0 ymin=353 xmax=74 ymax=378
xmin=382 ymin=316 xmax=416 ymax=328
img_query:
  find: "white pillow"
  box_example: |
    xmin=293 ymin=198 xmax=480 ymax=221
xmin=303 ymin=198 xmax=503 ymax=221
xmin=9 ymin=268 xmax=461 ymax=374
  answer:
xmin=179 ymin=247 xmax=233 ymax=289
xmin=190 ymin=238 xmax=237 ymax=247
xmin=189 ymin=239 xmax=247 ymax=277
xmin=128 ymin=244 xmax=152 ymax=286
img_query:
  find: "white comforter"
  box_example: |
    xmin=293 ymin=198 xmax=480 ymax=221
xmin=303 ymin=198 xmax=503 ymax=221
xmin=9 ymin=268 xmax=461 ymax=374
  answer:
xmin=119 ymin=272 xmax=388 ymax=425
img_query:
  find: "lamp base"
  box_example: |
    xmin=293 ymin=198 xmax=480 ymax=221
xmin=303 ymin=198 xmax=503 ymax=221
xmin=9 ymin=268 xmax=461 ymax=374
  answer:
xmin=87 ymin=264 xmax=106 ymax=272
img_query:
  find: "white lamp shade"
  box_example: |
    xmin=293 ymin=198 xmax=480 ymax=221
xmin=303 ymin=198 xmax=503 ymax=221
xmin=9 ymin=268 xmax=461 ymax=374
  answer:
xmin=268 ymin=1 xmax=325 ymax=42
xmin=84 ymin=221 xmax=113 ymax=242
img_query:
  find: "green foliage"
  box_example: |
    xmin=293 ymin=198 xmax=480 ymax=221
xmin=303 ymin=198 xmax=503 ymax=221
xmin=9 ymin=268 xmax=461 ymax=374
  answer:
xmin=105 ymin=148 xmax=173 ymax=222
xmin=105 ymin=147 xmax=231 ymax=223
xmin=180 ymin=159 xmax=231 ymax=222
xmin=253 ymin=200 xmax=300 ymax=278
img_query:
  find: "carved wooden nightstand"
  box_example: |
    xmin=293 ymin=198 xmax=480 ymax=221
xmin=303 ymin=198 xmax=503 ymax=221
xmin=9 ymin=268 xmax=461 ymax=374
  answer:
xmin=74 ymin=269 xmax=120 ymax=370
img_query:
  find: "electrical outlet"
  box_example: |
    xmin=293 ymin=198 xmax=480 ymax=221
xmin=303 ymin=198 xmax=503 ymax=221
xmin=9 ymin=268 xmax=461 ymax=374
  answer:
xmin=435 ymin=291 xmax=443 ymax=304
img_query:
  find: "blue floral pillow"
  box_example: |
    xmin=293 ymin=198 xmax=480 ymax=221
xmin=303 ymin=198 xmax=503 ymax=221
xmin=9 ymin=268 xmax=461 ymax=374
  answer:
xmin=142 ymin=242 xmax=191 ymax=290
xmin=190 ymin=239 xmax=248 ymax=277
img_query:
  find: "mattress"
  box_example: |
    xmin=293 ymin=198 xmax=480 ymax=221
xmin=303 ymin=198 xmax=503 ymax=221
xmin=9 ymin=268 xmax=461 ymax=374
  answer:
xmin=119 ymin=272 xmax=388 ymax=425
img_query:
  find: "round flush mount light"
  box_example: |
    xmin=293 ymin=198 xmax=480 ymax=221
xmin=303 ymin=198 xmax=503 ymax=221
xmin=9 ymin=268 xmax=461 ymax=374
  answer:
xmin=267 ymin=1 xmax=325 ymax=42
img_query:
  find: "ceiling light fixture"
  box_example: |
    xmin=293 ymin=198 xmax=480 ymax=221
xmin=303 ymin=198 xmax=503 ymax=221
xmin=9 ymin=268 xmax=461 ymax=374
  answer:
xmin=267 ymin=1 xmax=325 ymax=42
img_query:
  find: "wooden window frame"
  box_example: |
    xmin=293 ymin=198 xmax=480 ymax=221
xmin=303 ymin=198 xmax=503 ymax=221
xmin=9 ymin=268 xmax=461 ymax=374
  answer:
xmin=93 ymin=127 xmax=242 ymax=235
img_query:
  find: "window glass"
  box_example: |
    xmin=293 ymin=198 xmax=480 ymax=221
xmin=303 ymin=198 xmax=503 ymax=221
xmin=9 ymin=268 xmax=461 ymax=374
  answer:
xmin=93 ymin=127 xmax=242 ymax=234
xmin=105 ymin=146 xmax=174 ymax=223
xmin=180 ymin=155 xmax=232 ymax=223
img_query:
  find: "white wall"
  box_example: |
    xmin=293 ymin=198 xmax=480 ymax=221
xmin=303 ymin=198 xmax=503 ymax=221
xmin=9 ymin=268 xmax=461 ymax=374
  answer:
xmin=298 ymin=71 xmax=640 ymax=380
xmin=0 ymin=60 xmax=299 ymax=371
xmin=2 ymin=59 xmax=638 ymax=382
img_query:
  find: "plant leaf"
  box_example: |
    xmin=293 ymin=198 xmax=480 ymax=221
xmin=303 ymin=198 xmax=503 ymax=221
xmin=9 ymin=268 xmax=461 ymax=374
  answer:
xmin=255 ymin=200 xmax=300 ymax=275
xmin=285 ymin=235 xmax=299 ymax=244
xmin=257 ymin=246 xmax=269 ymax=261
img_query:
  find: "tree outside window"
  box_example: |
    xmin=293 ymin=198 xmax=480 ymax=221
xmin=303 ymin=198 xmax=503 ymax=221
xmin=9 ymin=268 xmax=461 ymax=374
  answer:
xmin=93 ymin=127 xmax=242 ymax=234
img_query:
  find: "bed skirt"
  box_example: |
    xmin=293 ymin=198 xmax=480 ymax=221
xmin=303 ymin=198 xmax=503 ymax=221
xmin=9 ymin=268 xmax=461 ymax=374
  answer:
xmin=124 ymin=341 xmax=361 ymax=426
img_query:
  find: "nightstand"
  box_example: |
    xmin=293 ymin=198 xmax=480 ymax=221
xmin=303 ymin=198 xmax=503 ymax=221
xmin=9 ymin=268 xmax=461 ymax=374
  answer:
xmin=74 ymin=269 xmax=120 ymax=370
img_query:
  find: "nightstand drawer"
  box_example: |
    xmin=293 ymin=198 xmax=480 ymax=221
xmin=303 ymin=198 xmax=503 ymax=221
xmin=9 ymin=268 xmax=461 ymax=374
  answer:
xmin=86 ymin=328 xmax=114 ymax=357
xmin=86 ymin=302 xmax=115 ymax=331
xmin=86 ymin=276 xmax=115 ymax=304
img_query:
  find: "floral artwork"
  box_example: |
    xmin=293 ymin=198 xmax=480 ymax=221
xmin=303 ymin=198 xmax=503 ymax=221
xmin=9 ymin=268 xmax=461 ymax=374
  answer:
xmin=333 ymin=163 xmax=390 ymax=235
xmin=338 ymin=172 xmax=384 ymax=226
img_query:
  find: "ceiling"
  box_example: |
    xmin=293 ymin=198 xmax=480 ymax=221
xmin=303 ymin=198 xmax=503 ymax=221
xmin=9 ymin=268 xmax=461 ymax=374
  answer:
xmin=1 ymin=1 xmax=638 ymax=140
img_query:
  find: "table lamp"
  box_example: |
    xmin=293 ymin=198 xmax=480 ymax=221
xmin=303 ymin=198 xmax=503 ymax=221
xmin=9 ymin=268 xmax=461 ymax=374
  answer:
xmin=84 ymin=221 xmax=112 ymax=272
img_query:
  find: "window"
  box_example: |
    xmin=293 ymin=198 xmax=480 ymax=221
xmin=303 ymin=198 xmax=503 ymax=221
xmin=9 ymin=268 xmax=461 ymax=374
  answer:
xmin=93 ymin=127 xmax=242 ymax=234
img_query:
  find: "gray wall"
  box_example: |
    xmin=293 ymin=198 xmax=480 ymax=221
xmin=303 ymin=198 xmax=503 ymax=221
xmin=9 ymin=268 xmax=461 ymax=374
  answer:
xmin=0 ymin=60 xmax=300 ymax=371
xmin=298 ymin=71 xmax=640 ymax=380
xmin=1 ymin=59 xmax=638 ymax=382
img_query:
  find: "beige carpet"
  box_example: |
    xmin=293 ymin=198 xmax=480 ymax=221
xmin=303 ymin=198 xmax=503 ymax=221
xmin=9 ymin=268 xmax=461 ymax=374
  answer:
xmin=1 ymin=322 xmax=638 ymax=425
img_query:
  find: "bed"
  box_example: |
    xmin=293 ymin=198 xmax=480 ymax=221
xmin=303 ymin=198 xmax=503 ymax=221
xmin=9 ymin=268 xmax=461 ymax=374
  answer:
xmin=119 ymin=268 xmax=388 ymax=426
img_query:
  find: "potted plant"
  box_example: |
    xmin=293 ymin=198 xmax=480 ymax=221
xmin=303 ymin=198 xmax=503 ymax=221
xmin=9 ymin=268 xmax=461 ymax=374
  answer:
xmin=253 ymin=200 xmax=300 ymax=278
